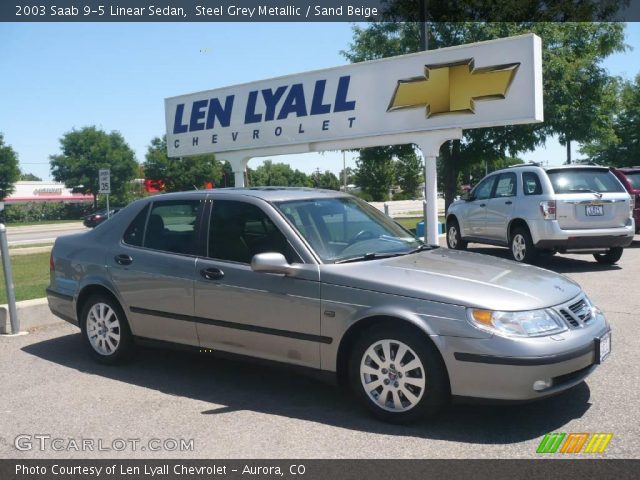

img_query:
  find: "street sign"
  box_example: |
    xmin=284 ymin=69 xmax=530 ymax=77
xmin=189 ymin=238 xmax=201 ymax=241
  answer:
xmin=99 ymin=169 xmax=111 ymax=194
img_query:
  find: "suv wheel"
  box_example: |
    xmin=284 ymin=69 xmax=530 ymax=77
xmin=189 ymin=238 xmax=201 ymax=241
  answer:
xmin=348 ymin=325 xmax=448 ymax=423
xmin=510 ymin=227 xmax=537 ymax=264
xmin=80 ymin=294 xmax=135 ymax=364
xmin=593 ymin=247 xmax=623 ymax=265
xmin=446 ymin=219 xmax=467 ymax=250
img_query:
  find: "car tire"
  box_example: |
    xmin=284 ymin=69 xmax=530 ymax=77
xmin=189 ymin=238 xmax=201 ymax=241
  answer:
xmin=348 ymin=324 xmax=449 ymax=423
xmin=593 ymin=247 xmax=623 ymax=265
xmin=80 ymin=293 xmax=135 ymax=364
xmin=446 ymin=219 xmax=467 ymax=250
xmin=510 ymin=227 xmax=537 ymax=264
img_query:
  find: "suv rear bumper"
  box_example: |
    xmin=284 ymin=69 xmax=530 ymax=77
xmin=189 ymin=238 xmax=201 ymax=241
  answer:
xmin=530 ymin=219 xmax=635 ymax=250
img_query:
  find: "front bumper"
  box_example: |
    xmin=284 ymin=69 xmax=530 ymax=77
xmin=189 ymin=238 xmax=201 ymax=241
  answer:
xmin=433 ymin=302 xmax=610 ymax=401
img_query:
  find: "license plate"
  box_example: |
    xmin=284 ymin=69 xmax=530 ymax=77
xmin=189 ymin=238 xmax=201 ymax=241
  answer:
xmin=586 ymin=204 xmax=604 ymax=216
xmin=597 ymin=332 xmax=611 ymax=363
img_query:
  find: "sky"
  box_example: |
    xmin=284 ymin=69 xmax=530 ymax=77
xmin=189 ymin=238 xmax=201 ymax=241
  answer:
xmin=1 ymin=22 xmax=640 ymax=182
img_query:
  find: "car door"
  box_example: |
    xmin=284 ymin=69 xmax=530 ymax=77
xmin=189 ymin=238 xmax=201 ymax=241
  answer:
xmin=485 ymin=172 xmax=517 ymax=242
xmin=463 ymin=174 xmax=497 ymax=237
xmin=193 ymin=197 xmax=322 ymax=368
xmin=108 ymin=197 xmax=204 ymax=346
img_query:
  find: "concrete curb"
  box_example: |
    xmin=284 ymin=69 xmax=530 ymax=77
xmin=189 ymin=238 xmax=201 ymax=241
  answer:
xmin=0 ymin=297 xmax=65 ymax=334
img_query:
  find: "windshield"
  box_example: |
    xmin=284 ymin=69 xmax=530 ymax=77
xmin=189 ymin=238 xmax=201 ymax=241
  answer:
xmin=547 ymin=169 xmax=625 ymax=194
xmin=274 ymin=196 xmax=422 ymax=263
xmin=624 ymin=172 xmax=640 ymax=190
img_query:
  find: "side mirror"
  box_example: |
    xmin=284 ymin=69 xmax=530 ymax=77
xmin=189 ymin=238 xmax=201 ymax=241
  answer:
xmin=251 ymin=252 xmax=296 ymax=275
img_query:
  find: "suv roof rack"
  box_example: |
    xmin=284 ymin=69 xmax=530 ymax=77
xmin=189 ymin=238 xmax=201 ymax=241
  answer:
xmin=507 ymin=162 xmax=541 ymax=168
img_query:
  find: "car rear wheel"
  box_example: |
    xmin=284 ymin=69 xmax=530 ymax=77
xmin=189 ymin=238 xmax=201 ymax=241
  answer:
xmin=510 ymin=227 xmax=537 ymax=264
xmin=593 ymin=247 xmax=623 ymax=265
xmin=446 ymin=219 xmax=467 ymax=250
xmin=80 ymin=294 xmax=134 ymax=364
xmin=348 ymin=325 xmax=448 ymax=422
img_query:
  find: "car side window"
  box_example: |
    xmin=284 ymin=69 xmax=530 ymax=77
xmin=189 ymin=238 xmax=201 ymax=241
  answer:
xmin=209 ymin=200 xmax=299 ymax=264
xmin=472 ymin=176 xmax=496 ymax=200
xmin=494 ymin=172 xmax=517 ymax=197
xmin=123 ymin=205 xmax=149 ymax=247
xmin=143 ymin=200 xmax=201 ymax=255
xmin=522 ymin=172 xmax=542 ymax=195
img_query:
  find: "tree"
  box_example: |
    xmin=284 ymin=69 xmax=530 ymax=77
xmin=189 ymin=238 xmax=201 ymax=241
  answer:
xmin=395 ymin=147 xmax=423 ymax=199
xmin=343 ymin=21 xmax=625 ymax=209
xmin=582 ymin=75 xmax=640 ymax=167
xmin=19 ymin=172 xmax=42 ymax=181
xmin=338 ymin=166 xmax=357 ymax=187
xmin=50 ymin=126 xmax=138 ymax=209
xmin=312 ymin=169 xmax=341 ymax=190
xmin=250 ymin=160 xmax=311 ymax=187
xmin=143 ymin=136 xmax=222 ymax=192
xmin=0 ymin=133 xmax=20 ymax=200
xmin=355 ymin=147 xmax=396 ymax=201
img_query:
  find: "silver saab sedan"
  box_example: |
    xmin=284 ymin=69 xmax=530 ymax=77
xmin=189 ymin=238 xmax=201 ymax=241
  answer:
xmin=47 ymin=188 xmax=611 ymax=422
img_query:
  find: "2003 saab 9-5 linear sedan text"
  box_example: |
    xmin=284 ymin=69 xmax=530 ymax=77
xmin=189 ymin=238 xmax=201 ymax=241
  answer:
xmin=47 ymin=188 xmax=611 ymax=422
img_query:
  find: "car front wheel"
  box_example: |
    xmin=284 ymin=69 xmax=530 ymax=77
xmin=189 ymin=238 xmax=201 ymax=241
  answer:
xmin=446 ymin=219 xmax=467 ymax=250
xmin=593 ymin=247 xmax=623 ymax=265
xmin=80 ymin=294 xmax=134 ymax=364
xmin=349 ymin=325 xmax=448 ymax=422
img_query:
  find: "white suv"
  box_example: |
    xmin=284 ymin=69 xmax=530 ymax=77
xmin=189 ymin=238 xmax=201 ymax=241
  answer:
xmin=446 ymin=165 xmax=635 ymax=264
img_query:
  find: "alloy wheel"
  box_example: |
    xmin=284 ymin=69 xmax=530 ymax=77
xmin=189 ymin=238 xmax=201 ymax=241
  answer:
xmin=360 ymin=339 xmax=426 ymax=412
xmin=86 ymin=303 xmax=121 ymax=356
xmin=447 ymin=226 xmax=458 ymax=249
xmin=512 ymin=234 xmax=526 ymax=261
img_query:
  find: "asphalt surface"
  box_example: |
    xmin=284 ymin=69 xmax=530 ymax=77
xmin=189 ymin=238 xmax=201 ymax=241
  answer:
xmin=5 ymin=223 xmax=88 ymax=246
xmin=1 ymin=236 xmax=639 ymax=459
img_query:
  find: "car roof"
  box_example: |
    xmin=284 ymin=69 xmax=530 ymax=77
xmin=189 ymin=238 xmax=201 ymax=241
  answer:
xmin=153 ymin=187 xmax=351 ymax=202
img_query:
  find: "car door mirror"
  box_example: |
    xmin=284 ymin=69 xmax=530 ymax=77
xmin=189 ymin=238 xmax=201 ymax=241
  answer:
xmin=251 ymin=252 xmax=296 ymax=275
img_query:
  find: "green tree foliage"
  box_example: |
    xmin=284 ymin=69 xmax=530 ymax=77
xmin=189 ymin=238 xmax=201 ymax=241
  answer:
xmin=338 ymin=166 xmax=357 ymax=187
xmin=343 ymin=21 xmax=625 ymax=209
xmin=250 ymin=160 xmax=312 ymax=187
xmin=355 ymin=147 xmax=396 ymax=201
xmin=312 ymin=169 xmax=341 ymax=190
xmin=50 ymin=126 xmax=138 ymax=208
xmin=395 ymin=147 xmax=423 ymax=199
xmin=582 ymin=75 xmax=640 ymax=167
xmin=143 ymin=136 xmax=222 ymax=192
xmin=19 ymin=172 xmax=42 ymax=181
xmin=0 ymin=133 xmax=20 ymax=200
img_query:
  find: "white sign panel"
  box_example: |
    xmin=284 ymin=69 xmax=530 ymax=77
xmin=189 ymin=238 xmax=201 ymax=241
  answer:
xmin=99 ymin=169 xmax=111 ymax=194
xmin=165 ymin=34 xmax=542 ymax=158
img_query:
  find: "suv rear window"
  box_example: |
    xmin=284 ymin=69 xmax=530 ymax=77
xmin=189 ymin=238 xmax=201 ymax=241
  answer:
xmin=547 ymin=169 xmax=625 ymax=194
xmin=624 ymin=172 xmax=640 ymax=189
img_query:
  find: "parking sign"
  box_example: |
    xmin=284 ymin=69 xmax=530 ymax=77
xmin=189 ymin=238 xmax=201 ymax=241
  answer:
xmin=99 ymin=169 xmax=111 ymax=194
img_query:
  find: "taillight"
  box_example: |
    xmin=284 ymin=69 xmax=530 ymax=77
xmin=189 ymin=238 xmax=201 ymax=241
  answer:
xmin=540 ymin=200 xmax=556 ymax=220
xmin=49 ymin=253 xmax=55 ymax=272
xmin=631 ymin=195 xmax=636 ymax=217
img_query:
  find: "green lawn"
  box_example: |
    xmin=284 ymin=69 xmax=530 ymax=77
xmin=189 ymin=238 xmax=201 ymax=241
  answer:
xmin=394 ymin=216 xmax=446 ymax=234
xmin=0 ymin=252 xmax=50 ymax=304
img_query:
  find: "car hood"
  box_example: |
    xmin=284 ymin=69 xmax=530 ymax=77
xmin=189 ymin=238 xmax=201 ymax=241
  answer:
xmin=320 ymin=248 xmax=581 ymax=311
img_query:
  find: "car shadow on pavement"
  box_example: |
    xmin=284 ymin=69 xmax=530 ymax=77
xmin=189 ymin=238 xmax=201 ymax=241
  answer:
xmin=465 ymin=246 xmax=622 ymax=274
xmin=23 ymin=332 xmax=592 ymax=445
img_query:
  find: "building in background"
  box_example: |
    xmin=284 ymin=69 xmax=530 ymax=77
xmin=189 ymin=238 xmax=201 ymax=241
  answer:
xmin=4 ymin=181 xmax=93 ymax=204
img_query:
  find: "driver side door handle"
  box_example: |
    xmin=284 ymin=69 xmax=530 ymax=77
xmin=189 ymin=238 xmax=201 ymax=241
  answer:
xmin=201 ymin=267 xmax=224 ymax=281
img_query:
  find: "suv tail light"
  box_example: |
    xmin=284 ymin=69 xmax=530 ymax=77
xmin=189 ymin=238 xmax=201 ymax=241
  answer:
xmin=631 ymin=195 xmax=636 ymax=217
xmin=540 ymin=200 xmax=556 ymax=220
xmin=49 ymin=253 xmax=55 ymax=272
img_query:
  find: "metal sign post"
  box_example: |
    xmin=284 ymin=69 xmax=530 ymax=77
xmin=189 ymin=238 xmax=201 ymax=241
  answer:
xmin=99 ymin=169 xmax=111 ymax=218
xmin=0 ymin=224 xmax=19 ymax=334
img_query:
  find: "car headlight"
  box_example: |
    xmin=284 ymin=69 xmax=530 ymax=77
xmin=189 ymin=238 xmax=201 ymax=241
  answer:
xmin=467 ymin=308 xmax=568 ymax=337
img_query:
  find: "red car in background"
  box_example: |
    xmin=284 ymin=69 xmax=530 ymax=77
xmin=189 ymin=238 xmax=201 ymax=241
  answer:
xmin=612 ymin=167 xmax=640 ymax=233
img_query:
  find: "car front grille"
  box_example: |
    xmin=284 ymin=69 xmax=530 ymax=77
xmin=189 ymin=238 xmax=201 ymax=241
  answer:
xmin=558 ymin=298 xmax=593 ymax=329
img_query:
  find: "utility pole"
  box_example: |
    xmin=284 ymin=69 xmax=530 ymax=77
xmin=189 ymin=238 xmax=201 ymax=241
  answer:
xmin=342 ymin=151 xmax=347 ymax=192
xmin=420 ymin=0 xmax=430 ymax=237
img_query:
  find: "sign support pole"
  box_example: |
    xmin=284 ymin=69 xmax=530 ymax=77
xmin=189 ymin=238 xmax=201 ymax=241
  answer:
xmin=0 ymin=224 xmax=20 ymax=335
xmin=414 ymin=129 xmax=463 ymax=245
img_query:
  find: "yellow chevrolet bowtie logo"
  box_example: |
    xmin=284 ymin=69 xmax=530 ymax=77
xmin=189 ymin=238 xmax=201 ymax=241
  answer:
xmin=388 ymin=59 xmax=520 ymax=117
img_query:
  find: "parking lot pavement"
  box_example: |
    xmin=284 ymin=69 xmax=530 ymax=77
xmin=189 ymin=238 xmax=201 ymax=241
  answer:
xmin=1 ymin=237 xmax=639 ymax=459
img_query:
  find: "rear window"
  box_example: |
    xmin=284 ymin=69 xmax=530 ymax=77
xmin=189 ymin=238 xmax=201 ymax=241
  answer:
xmin=624 ymin=172 xmax=640 ymax=189
xmin=547 ymin=169 xmax=625 ymax=194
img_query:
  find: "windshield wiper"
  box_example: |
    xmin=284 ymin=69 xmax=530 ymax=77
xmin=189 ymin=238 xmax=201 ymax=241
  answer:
xmin=334 ymin=252 xmax=409 ymax=264
xmin=567 ymin=188 xmax=603 ymax=195
xmin=407 ymin=244 xmax=438 ymax=254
